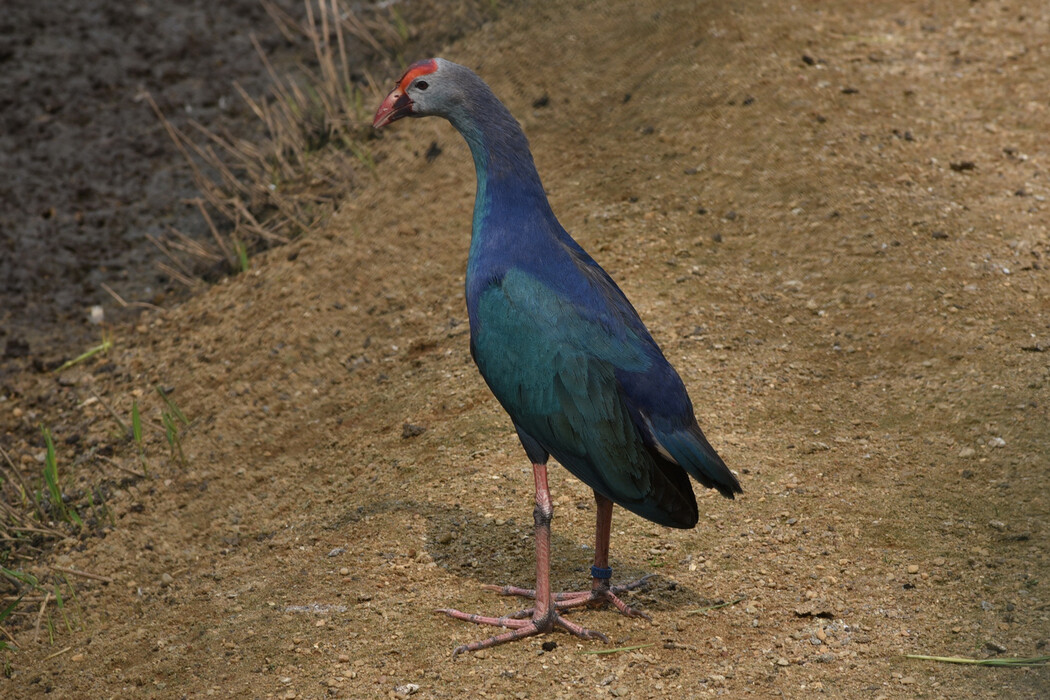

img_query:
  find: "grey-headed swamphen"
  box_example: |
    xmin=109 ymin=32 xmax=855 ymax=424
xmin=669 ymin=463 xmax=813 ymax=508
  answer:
xmin=373 ymin=58 xmax=741 ymax=656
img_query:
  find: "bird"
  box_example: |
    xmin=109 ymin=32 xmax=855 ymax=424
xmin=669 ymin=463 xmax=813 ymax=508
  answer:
xmin=373 ymin=58 xmax=741 ymax=656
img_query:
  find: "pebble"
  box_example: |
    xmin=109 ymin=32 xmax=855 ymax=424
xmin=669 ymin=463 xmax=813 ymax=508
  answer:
xmin=959 ymin=447 xmax=976 ymax=458
xmin=160 ymin=573 xmax=174 ymax=587
xmin=906 ymin=565 xmax=919 ymax=574
xmin=988 ymin=437 xmax=1006 ymax=448
xmin=985 ymin=640 xmax=1007 ymax=653
xmin=776 ymin=657 xmax=790 ymax=666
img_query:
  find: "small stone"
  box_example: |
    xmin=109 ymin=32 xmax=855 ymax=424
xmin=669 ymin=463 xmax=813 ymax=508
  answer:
xmin=901 ymin=676 xmax=916 ymax=685
xmin=988 ymin=436 xmax=1006 ymax=448
xmin=339 ymin=567 xmax=350 ymax=576
xmin=401 ymin=423 xmax=426 ymax=439
xmin=989 ymin=520 xmax=1006 ymax=531
xmin=906 ymin=565 xmax=919 ymax=575
xmin=393 ymin=683 xmax=419 ymax=697
xmin=959 ymin=447 xmax=976 ymax=458
xmin=160 ymin=572 xmax=174 ymax=587
xmin=985 ymin=640 xmax=1007 ymax=653
xmin=933 ymin=558 xmax=946 ymax=566
xmin=776 ymin=657 xmax=790 ymax=666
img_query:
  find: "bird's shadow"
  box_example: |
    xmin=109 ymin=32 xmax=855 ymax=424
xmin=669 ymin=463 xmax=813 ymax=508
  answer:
xmin=330 ymin=498 xmax=728 ymax=613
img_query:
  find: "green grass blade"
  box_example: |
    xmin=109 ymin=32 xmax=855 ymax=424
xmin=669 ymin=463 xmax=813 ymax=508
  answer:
xmin=906 ymin=654 xmax=1050 ymax=667
xmin=1 ymin=566 xmax=40 ymax=589
xmin=155 ymin=386 xmax=189 ymax=425
xmin=132 ymin=400 xmax=143 ymax=445
xmin=52 ymin=334 xmax=112 ymax=374
xmin=0 ymin=596 xmax=22 ymax=625
xmin=162 ymin=412 xmax=177 ymax=447
xmin=40 ymin=427 xmax=67 ymax=520
xmin=580 ymin=643 xmax=655 ymax=655
xmin=235 ymin=239 xmax=250 ymax=272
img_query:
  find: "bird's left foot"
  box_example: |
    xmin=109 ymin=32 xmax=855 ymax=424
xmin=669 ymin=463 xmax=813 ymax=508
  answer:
xmin=483 ymin=573 xmax=653 ymax=620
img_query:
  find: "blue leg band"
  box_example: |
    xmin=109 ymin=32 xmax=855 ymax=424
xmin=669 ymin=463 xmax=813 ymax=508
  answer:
xmin=590 ymin=565 xmax=613 ymax=580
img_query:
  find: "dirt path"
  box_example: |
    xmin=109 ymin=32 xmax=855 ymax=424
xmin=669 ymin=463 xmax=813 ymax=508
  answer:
xmin=2 ymin=0 xmax=1048 ymax=697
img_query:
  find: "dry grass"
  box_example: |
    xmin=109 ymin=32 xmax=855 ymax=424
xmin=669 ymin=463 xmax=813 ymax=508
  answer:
xmin=1 ymin=2 xmax=409 ymax=661
xmin=148 ymin=0 xmax=407 ymax=282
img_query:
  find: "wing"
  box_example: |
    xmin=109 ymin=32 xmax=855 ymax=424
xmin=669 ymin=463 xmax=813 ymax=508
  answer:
xmin=556 ymin=242 xmax=742 ymax=500
xmin=471 ymin=267 xmax=700 ymax=528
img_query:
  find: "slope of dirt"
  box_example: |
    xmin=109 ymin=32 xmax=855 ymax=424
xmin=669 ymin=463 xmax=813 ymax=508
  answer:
xmin=2 ymin=0 xmax=1048 ymax=698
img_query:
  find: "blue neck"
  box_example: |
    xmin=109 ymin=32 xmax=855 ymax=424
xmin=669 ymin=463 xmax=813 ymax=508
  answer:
xmin=445 ymin=92 xmax=560 ymax=281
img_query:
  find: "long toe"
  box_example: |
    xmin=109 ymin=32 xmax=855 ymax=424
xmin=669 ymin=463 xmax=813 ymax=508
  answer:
xmin=439 ymin=606 xmax=610 ymax=656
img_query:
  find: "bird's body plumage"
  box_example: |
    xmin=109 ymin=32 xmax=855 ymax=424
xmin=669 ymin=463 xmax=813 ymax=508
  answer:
xmin=446 ymin=61 xmax=738 ymax=527
xmin=373 ymin=58 xmax=740 ymax=654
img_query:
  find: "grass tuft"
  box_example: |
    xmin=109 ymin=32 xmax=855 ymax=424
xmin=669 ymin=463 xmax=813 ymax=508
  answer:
xmin=148 ymin=0 xmax=406 ymax=285
xmin=39 ymin=427 xmax=82 ymax=528
xmin=156 ymin=386 xmax=190 ymax=467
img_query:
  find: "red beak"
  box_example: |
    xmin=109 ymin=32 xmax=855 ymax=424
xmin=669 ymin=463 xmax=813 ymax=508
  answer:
xmin=373 ymin=87 xmax=414 ymax=129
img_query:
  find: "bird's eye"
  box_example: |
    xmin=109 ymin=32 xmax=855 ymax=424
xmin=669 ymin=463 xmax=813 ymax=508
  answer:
xmin=415 ymin=80 xmax=429 ymax=91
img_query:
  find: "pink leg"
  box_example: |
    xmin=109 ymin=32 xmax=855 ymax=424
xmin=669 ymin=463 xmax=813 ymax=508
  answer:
xmin=484 ymin=492 xmax=652 ymax=618
xmin=436 ymin=464 xmax=610 ymax=656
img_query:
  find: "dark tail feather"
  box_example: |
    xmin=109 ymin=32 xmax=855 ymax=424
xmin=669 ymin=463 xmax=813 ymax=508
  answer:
xmin=656 ymin=424 xmax=741 ymax=499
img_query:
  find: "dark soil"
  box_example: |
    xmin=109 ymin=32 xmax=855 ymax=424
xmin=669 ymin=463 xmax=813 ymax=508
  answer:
xmin=0 ymin=0 xmax=312 ymax=358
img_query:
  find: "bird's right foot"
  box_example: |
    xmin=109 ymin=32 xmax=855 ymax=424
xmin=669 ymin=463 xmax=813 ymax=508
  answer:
xmin=483 ymin=573 xmax=653 ymax=620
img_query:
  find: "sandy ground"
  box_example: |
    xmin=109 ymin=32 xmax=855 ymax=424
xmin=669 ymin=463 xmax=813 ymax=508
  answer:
xmin=1 ymin=0 xmax=1048 ymax=698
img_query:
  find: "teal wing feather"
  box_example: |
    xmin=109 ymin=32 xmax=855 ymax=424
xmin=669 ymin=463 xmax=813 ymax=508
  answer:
xmin=471 ymin=268 xmax=699 ymax=528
